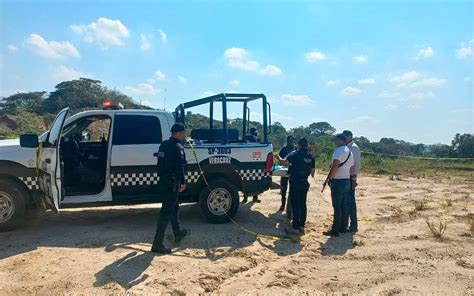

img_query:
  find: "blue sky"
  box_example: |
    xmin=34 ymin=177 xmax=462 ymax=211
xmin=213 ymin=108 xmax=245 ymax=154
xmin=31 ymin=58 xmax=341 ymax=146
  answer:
xmin=1 ymin=0 xmax=472 ymax=144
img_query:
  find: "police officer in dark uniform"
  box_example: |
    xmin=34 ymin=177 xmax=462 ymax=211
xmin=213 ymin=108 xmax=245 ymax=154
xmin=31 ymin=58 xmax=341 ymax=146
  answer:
xmin=151 ymin=122 xmax=189 ymax=254
xmin=278 ymin=135 xmax=296 ymax=213
xmin=279 ymin=138 xmax=315 ymax=235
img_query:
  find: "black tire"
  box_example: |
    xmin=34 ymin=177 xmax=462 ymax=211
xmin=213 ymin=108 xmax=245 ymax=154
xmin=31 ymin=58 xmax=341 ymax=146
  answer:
xmin=199 ymin=178 xmax=239 ymax=224
xmin=0 ymin=178 xmax=27 ymax=232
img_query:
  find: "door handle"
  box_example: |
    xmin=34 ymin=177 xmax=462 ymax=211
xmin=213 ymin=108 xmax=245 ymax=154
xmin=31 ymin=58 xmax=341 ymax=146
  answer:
xmin=153 ymin=152 xmax=159 ymax=157
xmin=45 ymin=158 xmax=51 ymax=164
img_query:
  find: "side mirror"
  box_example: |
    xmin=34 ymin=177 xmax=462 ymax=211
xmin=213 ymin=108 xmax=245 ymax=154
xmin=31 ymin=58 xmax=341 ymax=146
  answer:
xmin=20 ymin=134 xmax=39 ymax=148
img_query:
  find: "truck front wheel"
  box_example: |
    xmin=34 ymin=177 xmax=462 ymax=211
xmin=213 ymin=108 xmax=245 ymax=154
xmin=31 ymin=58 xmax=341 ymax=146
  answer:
xmin=199 ymin=178 xmax=239 ymax=224
xmin=0 ymin=178 xmax=27 ymax=232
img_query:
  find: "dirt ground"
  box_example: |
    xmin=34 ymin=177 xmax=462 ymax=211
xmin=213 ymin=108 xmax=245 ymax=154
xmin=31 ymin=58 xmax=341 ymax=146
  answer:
xmin=1 ymin=173 xmax=473 ymax=295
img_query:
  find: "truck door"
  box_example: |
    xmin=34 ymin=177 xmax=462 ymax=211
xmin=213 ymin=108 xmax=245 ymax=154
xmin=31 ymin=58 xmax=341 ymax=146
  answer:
xmin=38 ymin=107 xmax=69 ymax=212
xmin=110 ymin=114 xmax=163 ymax=199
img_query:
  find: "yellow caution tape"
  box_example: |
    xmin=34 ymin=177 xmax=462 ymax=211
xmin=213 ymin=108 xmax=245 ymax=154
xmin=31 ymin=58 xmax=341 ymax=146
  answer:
xmin=187 ymin=141 xmax=306 ymax=242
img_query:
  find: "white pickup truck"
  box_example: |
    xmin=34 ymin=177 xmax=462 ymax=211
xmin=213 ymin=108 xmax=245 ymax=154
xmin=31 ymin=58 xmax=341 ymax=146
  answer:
xmin=0 ymin=93 xmax=274 ymax=231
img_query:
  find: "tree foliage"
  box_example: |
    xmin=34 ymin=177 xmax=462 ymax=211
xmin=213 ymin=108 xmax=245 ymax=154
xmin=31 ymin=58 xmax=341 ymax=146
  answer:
xmin=0 ymin=78 xmax=471 ymax=159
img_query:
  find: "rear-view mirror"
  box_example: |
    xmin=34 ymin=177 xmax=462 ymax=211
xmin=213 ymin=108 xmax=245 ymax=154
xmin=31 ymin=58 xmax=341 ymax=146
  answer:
xmin=20 ymin=134 xmax=39 ymax=148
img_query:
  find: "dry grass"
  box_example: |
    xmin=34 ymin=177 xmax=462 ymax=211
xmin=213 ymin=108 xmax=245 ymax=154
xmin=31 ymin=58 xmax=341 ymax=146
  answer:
xmin=425 ymin=218 xmax=448 ymax=239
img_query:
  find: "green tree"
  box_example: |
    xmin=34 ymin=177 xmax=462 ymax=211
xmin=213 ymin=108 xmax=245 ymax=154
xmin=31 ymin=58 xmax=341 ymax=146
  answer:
xmin=0 ymin=91 xmax=47 ymax=115
xmin=451 ymin=133 xmax=474 ymax=157
xmin=307 ymin=122 xmax=336 ymax=136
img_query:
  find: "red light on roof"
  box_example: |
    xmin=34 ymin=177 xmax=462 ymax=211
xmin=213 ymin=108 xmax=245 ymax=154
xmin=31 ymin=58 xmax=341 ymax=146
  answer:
xmin=102 ymin=100 xmax=124 ymax=110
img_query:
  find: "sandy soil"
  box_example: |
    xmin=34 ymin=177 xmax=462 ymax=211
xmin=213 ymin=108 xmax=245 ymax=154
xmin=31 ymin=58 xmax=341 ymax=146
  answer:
xmin=1 ymin=173 xmax=473 ymax=295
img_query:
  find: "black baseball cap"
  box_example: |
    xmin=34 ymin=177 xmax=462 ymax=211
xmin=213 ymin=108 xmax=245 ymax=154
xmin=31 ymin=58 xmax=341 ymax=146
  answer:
xmin=342 ymin=130 xmax=353 ymax=137
xmin=171 ymin=122 xmax=186 ymax=133
xmin=297 ymin=137 xmax=308 ymax=148
xmin=287 ymin=135 xmax=295 ymax=142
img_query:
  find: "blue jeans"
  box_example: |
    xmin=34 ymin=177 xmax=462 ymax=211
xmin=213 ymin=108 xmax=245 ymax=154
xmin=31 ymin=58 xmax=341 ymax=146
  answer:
xmin=330 ymin=179 xmax=351 ymax=234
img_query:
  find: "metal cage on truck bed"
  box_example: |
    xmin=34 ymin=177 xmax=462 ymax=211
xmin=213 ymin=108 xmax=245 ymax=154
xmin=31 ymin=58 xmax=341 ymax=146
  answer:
xmin=174 ymin=93 xmax=271 ymax=144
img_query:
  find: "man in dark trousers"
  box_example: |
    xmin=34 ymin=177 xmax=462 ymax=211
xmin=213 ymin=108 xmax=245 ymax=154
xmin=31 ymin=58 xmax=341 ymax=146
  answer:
xmin=342 ymin=130 xmax=361 ymax=232
xmin=323 ymin=134 xmax=354 ymax=237
xmin=279 ymin=138 xmax=315 ymax=235
xmin=278 ymin=135 xmax=295 ymax=212
xmin=151 ymin=122 xmax=189 ymax=254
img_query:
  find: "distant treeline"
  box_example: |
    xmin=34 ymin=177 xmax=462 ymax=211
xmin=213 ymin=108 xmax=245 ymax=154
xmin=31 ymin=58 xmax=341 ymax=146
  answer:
xmin=1 ymin=78 xmax=473 ymax=159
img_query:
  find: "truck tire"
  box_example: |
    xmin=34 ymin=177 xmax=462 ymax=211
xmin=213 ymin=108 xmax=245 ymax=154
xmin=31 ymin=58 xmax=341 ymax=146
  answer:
xmin=0 ymin=178 xmax=27 ymax=232
xmin=199 ymin=178 xmax=239 ymax=224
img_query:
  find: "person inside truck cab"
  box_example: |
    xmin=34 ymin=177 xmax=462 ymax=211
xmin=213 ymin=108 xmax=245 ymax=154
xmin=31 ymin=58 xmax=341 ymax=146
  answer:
xmin=245 ymin=127 xmax=259 ymax=143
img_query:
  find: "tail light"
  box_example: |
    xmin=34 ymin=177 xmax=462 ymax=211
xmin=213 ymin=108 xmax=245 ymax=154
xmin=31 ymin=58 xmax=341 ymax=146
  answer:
xmin=265 ymin=152 xmax=274 ymax=173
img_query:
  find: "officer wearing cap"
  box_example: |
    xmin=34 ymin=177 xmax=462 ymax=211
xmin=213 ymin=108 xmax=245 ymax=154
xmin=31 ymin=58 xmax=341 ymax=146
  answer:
xmin=151 ymin=122 xmax=189 ymax=254
xmin=278 ymin=135 xmax=296 ymax=213
xmin=279 ymin=138 xmax=315 ymax=235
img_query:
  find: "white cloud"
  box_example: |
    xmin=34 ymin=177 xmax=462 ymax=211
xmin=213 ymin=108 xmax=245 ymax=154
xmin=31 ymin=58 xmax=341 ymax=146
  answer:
xmin=408 ymin=78 xmax=446 ymax=88
xmin=154 ymin=70 xmax=166 ymax=81
xmin=260 ymin=64 xmax=282 ymax=76
xmin=464 ymin=76 xmax=471 ymax=82
xmin=377 ymin=90 xmax=400 ymax=98
xmin=345 ymin=116 xmax=378 ymax=124
xmin=305 ymin=50 xmax=326 ymax=63
xmin=385 ymin=104 xmax=399 ymax=111
xmin=7 ymin=44 xmax=18 ymax=52
xmin=416 ymin=46 xmax=435 ymax=59
xmin=326 ymin=80 xmax=340 ymax=87
xmin=272 ymin=112 xmax=296 ymax=122
xmin=281 ymin=94 xmax=313 ymax=106
xmin=390 ymin=70 xmax=420 ymax=84
xmin=147 ymin=78 xmax=156 ymax=84
xmin=224 ymin=47 xmax=249 ymax=59
xmin=123 ymin=83 xmax=159 ymax=96
xmin=203 ymin=90 xmax=216 ymax=97
xmin=390 ymin=70 xmax=446 ymax=88
xmin=177 ymin=75 xmax=188 ymax=85
xmin=353 ymin=55 xmax=368 ymax=64
xmin=71 ymin=17 xmax=129 ymax=50
xmin=228 ymin=59 xmax=260 ymax=71
xmin=23 ymin=34 xmax=79 ymax=59
xmin=157 ymin=29 xmax=168 ymax=45
xmin=358 ymin=78 xmax=376 ymax=85
xmin=456 ymin=39 xmax=474 ymax=59
xmin=229 ymin=80 xmax=240 ymax=86
xmin=140 ymin=34 xmax=151 ymax=52
xmin=51 ymin=65 xmax=91 ymax=82
xmin=224 ymin=48 xmax=260 ymax=71
xmin=341 ymin=86 xmax=361 ymax=96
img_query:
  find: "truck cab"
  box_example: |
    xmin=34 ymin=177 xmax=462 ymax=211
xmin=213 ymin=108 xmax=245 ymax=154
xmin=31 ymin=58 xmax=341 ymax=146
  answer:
xmin=0 ymin=93 xmax=274 ymax=231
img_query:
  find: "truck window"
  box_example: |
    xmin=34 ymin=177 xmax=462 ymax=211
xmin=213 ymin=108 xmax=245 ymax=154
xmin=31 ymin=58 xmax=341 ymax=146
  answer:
xmin=112 ymin=115 xmax=162 ymax=145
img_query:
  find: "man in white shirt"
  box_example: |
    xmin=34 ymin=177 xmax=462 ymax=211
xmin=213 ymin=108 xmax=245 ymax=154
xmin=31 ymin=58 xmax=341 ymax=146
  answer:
xmin=342 ymin=130 xmax=361 ymax=232
xmin=323 ymin=134 xmax=354 ymax=237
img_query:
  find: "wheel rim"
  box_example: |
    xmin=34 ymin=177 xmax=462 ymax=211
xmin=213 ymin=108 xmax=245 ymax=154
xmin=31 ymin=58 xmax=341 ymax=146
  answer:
xmin=0 ymin=191 xmax=14 ymax=223
xmin=207 ymin=188 xmax=232 ymax=216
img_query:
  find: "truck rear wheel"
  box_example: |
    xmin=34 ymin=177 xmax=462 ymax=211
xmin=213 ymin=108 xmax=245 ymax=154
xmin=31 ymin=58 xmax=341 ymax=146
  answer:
xmin=199 ymin=178 xmax=239 ymax=224
xmin=0 ymin=178 xmax=27 ymax=232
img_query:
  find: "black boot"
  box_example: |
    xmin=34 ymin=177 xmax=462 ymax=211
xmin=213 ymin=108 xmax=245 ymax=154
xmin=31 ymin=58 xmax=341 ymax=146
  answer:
xmin=151 ymin=243 xmax=172 ymax=254
xmin=174 ymin=229 xmax=188 ymax=243
xmin=253 ymin=196 xmax=261 ymax=203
